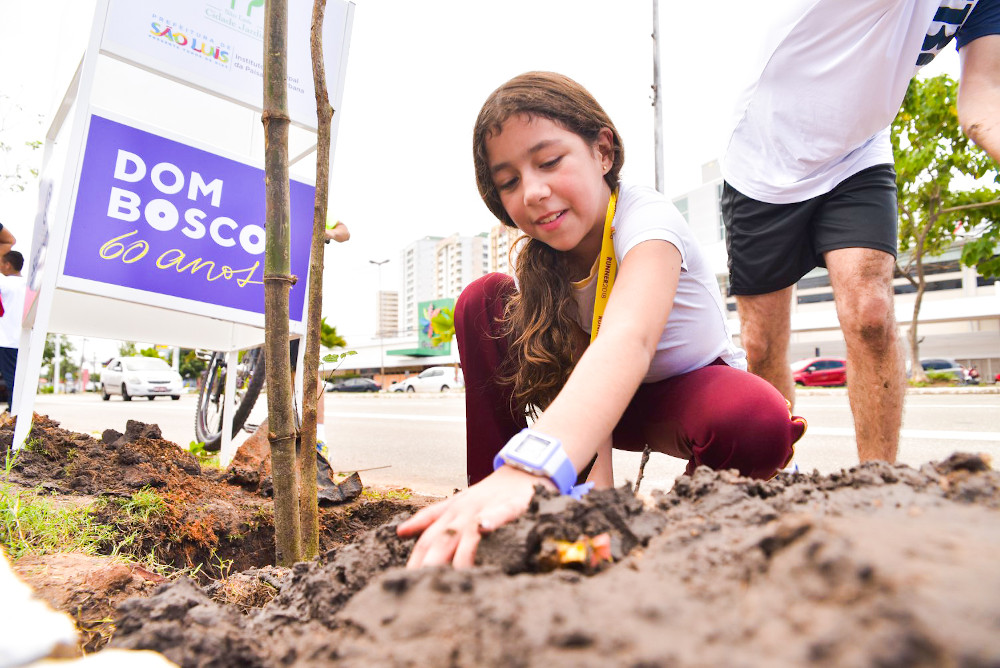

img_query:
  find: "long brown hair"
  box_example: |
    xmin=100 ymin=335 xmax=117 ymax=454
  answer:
xmin=472 ymin=72 xmax=625 ymax=415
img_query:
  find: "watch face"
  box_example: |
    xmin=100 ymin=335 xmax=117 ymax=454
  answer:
xmin=514 ymin=433 xmax=551 ymax=461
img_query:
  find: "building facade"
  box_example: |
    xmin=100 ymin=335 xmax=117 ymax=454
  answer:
xmin=375 ymin=289 xmax=399 ymax=337
xmin=489 ymin=224 xmax=521 ymax=276
xmin=434 ymin=233 xmax=489 ymax=299
xmin=399 ymin=236 xmax=442 ymax=336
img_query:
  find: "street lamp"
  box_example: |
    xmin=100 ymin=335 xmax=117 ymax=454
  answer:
xmin=369 ymin=259 xmax=389 ymax=388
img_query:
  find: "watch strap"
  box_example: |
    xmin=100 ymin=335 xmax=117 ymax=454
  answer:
xmin=547 ymin=452 xmax=577 ymax=495
xmin=493 ymin=429 xmax=590 ymax=498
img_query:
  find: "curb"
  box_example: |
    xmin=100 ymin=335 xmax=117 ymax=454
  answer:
xmin=797 ymin=386 xmax=1000 ymax=396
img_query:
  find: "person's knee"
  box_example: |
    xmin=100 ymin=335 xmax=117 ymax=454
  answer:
xmin=839 ymin=290 xmax=896 ymax=350
xmin=688 ymin=374 xmax=801 ymax=479
xmin=736 ymin=295 xmax=790 ymax=366
xmin=724 ymin=393 xmax=800 ymax=479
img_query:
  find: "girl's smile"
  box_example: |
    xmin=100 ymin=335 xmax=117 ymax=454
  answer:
xmin=486 ymin=115 xmax=613 ymax=271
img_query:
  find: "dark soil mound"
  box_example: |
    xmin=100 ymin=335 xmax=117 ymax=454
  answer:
xmin=111 ymin=455 xmax=1000 ymax=667
xmin=3 ymin=415 xmax=426 ymax=579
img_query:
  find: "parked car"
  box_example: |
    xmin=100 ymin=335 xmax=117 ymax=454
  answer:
xmin=790 ymin=357 xmax=847 ymax=386
xmin=391 ymin=366 xmax=464 ymax=393
xmin=102 ymin=356 xmax=183 ymax=401
xmin=918 ymin=358 xmax=966 ymax=381
xmin=327 ymin=377 xmax=381 ymax=393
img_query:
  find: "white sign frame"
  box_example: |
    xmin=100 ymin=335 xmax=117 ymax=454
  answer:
xmin=13 ymin=0 xmax=355 ymax=467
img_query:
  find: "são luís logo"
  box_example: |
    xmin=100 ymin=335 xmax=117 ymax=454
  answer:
xmin=150 ymin=22 xmax=230 ymax=63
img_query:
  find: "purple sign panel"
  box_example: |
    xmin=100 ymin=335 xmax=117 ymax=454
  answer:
xmin=64 ymin=114 xmax=313 ymax=320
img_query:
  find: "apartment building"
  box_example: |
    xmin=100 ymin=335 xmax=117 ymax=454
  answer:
xmin=398 ymin=236 xmax=441 ymax=336
xmin=434 ymin=233 xmax=489 ymax=299
xmin=489 ymin=224 xmax=521 ymax=275
xmin=375 ymin=290 xmax=399 ymax=337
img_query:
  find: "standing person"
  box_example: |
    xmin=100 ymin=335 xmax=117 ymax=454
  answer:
xmin=398 ymin=72 xmax=806 ymax=568
xmin=720 ymin=0 xmax=1000 ymax=464
xmin=0 ymin=249 xmax=26 ymax=414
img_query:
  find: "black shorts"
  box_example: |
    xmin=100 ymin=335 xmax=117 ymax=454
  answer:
xmin=722 ymin=164 xmax=898 ymax=296
xmin=957 ymin=0 xmax=1000 ymax=49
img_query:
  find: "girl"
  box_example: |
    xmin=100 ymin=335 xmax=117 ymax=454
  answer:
xmin=398 ymin=72 xmax=805 ymax=568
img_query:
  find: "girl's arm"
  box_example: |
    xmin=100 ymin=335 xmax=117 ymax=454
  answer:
xmin=586 ymin=436 xmax=614 ymax=489
xmin=398 ymin=240 xmax=682 ymax=568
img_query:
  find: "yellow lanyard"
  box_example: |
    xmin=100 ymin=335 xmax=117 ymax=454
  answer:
xmin=590 ymin=189 xmax=618 ymax=342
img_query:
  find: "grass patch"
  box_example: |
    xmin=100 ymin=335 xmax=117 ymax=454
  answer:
xmin=1 ymin=451 xmax=117 ymax=560
xmin=105 ymin=487 xmax=168 ymax=523
xmin=909 ymin=371 xmax=962 ymax=388
xmin=188 ymin=441 xmax=220 ymax=468
xmin=361 ymin=487 xmax=413 ymax=502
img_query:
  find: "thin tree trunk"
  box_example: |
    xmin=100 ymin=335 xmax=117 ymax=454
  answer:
xmin=295 ymin=0 xmax=333 ymax=559
xmin=263 ymin=0 xmax=301 ymax=566
xmin=907 ymin=214 xmax=936 ymax=384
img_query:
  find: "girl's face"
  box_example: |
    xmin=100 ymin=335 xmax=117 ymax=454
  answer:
xmin=486 ymin=115 xmax=613 ymax=267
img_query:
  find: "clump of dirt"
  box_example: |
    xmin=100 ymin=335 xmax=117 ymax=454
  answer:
xmin=2 ymin=415 xmax=428 ymax=578
xmin=2 ymin=413 xmax=431 ymax=652
xmin=110 ymin=454 xmax=1000 ymax=667
xmin=13 ymin=553 xmax=164 ymax=652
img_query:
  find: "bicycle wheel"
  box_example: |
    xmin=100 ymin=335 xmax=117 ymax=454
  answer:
xmin=194 ymin=348 xmax=266 ymax=452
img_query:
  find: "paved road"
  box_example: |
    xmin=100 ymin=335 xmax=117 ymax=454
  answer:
xmin=32 ymin=389 xmax=1000 ymax=498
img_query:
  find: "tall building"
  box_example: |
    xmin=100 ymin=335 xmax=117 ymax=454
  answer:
xmin=489 ymin=224 xmax=521 ymax=275
xmin=375 ymin=290 xmax=399 ymax=337
xmin=399 ymin=236 xmax=441 ymax=336
xmin=434 ymin=233 xmax=488 ymax=299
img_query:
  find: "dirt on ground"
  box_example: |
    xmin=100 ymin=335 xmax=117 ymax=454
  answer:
xmin=5 ymin=414 xmax=1000 ymax=666
xmin=2 ymin=413 xmax=432 ymax=654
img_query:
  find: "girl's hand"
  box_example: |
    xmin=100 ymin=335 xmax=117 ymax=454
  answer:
xmin=397 ymin=466 xmax=555 ymax=568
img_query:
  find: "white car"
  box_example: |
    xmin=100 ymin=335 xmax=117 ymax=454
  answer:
xmin=392 ymin=366 xmax=464 ymax=393
xmin=101 ymin=356 xmax=184 ymax=401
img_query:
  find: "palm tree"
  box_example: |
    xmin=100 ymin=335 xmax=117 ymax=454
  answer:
xmin=319 ymin=317 xmax=347 ymax=349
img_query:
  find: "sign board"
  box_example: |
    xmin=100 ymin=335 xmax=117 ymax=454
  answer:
xmin=100 ymin=0 xmax=352 ymax=130
xmin=417 ymin=298 xmax=454 ymax=355
xmin=60 ymin=112 xmax=314 ymax=324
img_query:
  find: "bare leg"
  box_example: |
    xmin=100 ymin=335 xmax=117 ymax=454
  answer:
xmin=826 ymin=248 xmax=904 ymax=463
xmin=958 ymin=35 xmax=1000 ymax=163
xmin=735 ymin=287 xmax=795 ymax=409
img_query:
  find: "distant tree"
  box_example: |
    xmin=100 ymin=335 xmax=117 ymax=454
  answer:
xmin=0 ymin=94 xmax=43 ymax=193
xmin=117 ymin=341 xmax=138 ymax=357
xmin=178 ymin=349 xmax=207 ymax=380
xmin=43 ymin=334 xmax=79 ymax=379
xmin=891 ymin=74 xmax=1000 ymax=382
xmin=138 ymin=346 xmax=164 ymax=358
xmin=319 ymin=317 xmax=346 ymax=349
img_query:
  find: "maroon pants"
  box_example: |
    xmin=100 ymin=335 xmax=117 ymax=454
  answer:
xmin=456 ymin=273 xmax=806 ymax=486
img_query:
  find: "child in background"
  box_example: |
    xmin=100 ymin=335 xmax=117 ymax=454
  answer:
xmin=398 ymin=72 xmax=806 ymax=568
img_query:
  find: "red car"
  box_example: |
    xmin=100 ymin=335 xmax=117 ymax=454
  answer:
xmin=791 ymin=357 xmax=847 ymax=386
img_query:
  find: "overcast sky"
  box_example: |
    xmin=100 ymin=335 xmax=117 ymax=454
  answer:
xmin=0 ymin=0 xmax=961 ymax=362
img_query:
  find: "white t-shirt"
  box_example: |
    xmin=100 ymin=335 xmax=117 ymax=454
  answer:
xmin=571 ymin=182 xmax=746 ymax=382
xmin=721 ymin=0 xmax=981 ymax=204
xmin=0 ymin=274 xmax=26 ymax=348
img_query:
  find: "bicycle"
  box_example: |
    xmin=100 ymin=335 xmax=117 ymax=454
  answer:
xmin=194 ymin=348 xmax=266 ymax=452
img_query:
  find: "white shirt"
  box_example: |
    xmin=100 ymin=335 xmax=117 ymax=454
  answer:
xmin=571 ymin=182 xmax=746 ymax=382
xmin=721 ymin=0 xmax=981 ymax=204
xmin=0 ymin=274 xmax=26 ymax=348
